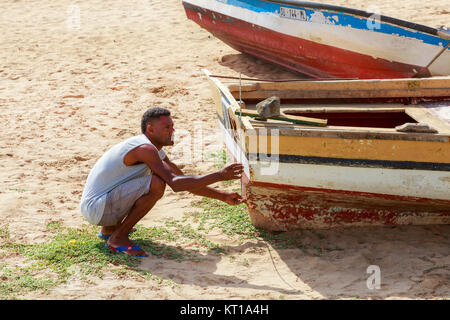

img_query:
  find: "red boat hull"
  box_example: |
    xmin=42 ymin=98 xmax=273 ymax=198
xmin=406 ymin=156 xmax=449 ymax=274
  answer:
xmin=242 ymin=177 xmax=450 ymax=230
xmin=183 ymin=3 xmax=431 ymax=79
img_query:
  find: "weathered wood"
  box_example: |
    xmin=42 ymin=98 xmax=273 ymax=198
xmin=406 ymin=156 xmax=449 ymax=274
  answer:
xmin=406 ymin=107 xmax=450 ymax=134
xmin=247 ymin=119 xmax=450 ymax=142
xmin=227 ymin=76 xmax=450 ymax=100
xmin=234 ymin=109 xmax=327 ymax=127
xmin=395 ymin=123 xmax=438 ymax=133
xmin=229 ymin=76 xmax=450 ymax=91
xmin=278 ymin=102 xmax=407 ymax=110
xmin=233 ymin=88 xmax=450 ymax=100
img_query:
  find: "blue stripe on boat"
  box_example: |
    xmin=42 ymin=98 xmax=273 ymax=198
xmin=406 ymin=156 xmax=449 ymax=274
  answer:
xmin=246 ymin=153 xmax=450 ymax=171
xmin=218 ymin=0 xmax=449 ymax=47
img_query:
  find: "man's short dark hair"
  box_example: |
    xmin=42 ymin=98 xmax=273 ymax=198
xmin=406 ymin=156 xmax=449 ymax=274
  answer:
xmin=141 ymin=107 xmax=171 ymax=133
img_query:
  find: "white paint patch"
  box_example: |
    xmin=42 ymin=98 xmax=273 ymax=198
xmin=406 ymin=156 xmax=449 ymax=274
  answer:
xmin=309 ymin=11 xmax=335 ymax=25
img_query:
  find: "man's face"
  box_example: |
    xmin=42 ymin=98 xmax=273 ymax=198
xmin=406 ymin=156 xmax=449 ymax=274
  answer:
xmin=147 ymin=115 xmax=175 ymax=147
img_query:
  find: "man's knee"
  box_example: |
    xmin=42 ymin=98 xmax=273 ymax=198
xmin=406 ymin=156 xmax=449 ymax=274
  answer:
xmin=149 ymin=175 xmax=166 ymax=199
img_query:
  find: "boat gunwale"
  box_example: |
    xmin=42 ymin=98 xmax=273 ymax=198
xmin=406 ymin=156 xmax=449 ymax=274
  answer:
xmin=183 ymin=0 xmax=450 ymax=40
xmin=262 ymin=0 xmax=448 ymax=39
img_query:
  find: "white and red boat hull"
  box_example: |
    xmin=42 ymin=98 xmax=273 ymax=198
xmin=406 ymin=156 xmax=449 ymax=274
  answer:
xmin=204 ymin=70 xmax=450 ymax=230
xmin=183 ymin=0 xmax=450 ymax=79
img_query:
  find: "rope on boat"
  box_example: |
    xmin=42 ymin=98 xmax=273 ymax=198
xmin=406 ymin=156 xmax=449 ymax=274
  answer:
xmin=238 ymin=73 xmax=244 ymax=198
xmin=425 ymin=42 xmax=450 ymax=69
xmin=263 ymin=241 xmax=299 ymax=292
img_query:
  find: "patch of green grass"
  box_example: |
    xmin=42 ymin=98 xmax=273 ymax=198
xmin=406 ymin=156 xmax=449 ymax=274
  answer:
xmin=1 ymin=224 xmax=147 ymax=292
xmin=0 ymin=178 xmax=345 ymax=299
xmin=8 ymin=188 xmax=28 ymax=193
xmin=0 ymin=225 xmax=11 ymax=241
xmin=188 ymin=197 xmax=343 ymax=255
xmin=45 ymin=221 xmax=64 ymax=233
xmin=0 ymin=264 xmax=57 ymax=299
xmin=192 ymin=197 xmax=258 ymax=239
xmin=0 ymin=222 xmax=214 ymax=299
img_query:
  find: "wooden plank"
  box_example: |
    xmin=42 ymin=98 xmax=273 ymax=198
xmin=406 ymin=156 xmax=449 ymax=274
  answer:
xmin=227 ymin=75 xmax=450 ymax=100
xmin=245 ymin=133 xmax=450 ymax=163
xmin=234 ymin=88 xmax=450 ymax=100
xmin=228 ymin=76 xmax=450 ymax=92
xmin=246 ymin=119 xmax=450 ymax=142
xmin=234 ymin=109 xmax=327 ymax=127
xmin=245 ymin=102 xmax=408 ymax=112
xmin=282 ymin=107 xmax=406 ymax=114
xmin=221 ymin=83 xmax=258 ymax=92
xmin=406 ymin=107 xmax=450 ymax=134
xmin=281 ymin=103 xmax=406 ymax=109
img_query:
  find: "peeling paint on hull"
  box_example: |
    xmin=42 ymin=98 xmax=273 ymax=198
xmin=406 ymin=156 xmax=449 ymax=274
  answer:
xmin=242 ymin=178 xmax=450 ymax=230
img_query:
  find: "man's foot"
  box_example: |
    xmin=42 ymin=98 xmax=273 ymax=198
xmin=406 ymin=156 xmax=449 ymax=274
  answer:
xmin=106 ymin=243 xmax=148 ymax=258
xmin=106 ymin=234 xmax=147 ymax=257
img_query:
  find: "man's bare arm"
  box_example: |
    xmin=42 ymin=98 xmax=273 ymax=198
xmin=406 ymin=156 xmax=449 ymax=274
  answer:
xmin=163 ymin=156 xmax=244 ymax=205
xmin=163 ymin=156 xmax=184 ymax=176
xmin=129 ymin=145 xmax=243 ymax=193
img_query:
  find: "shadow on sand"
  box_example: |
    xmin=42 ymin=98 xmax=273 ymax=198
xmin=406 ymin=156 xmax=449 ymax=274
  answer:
xmin=217 ymin=52 xmax=308 ymax=80
xmin=133 ymin=238 xmax=300 ymax=295
xmin=103 ymin=223 xmax=450 ymax=299
xmin=276 ymin=224 xmax=450 ymax=299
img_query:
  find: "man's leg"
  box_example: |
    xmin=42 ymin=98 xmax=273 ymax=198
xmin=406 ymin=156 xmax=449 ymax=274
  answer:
xmin=100 ymin=225 xmax=117 ymax=236
xmin=99 ymin=224 xmax=136 ymax=238
xmin=107 ymin=175 xmax=166 ymax=256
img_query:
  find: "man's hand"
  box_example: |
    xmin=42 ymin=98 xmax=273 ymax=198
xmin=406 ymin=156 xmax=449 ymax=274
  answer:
xmin=219 ymin=163 xmax=244 ymax=181
xmin=223 ymin=192 xmax=245 ymax=205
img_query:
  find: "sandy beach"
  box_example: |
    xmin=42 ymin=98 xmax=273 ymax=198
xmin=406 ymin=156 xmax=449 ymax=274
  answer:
xmin=0 ymin=0 xmax=448 ymax=300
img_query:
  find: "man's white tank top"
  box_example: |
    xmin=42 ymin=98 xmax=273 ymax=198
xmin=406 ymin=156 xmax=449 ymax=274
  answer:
xmin=80 ymin=134 xmax=166 ymax=225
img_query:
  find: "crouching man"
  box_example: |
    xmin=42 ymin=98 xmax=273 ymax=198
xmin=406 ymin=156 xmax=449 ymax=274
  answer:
xmin=80 ymin=107 xmax=244 ymax=257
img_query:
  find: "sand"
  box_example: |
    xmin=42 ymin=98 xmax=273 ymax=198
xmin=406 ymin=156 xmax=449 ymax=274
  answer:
xmin=0 ymin=0 xmax=448 ymax=300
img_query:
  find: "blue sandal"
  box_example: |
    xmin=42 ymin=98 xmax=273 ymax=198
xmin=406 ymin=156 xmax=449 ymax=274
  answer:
xmin=106 ymin=243 xmax=149 ymax=258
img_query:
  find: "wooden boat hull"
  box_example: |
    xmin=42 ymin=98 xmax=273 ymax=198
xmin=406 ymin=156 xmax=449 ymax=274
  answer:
xmin=206 ymin=70 xmax=450 ymax=230
xmin=220 ymin=121 xmax=450 ymax=230
xmin=183 ymin=0 xmax=450 ymax=79
xmin=244 ymin=178 xmax=450 ymax=231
